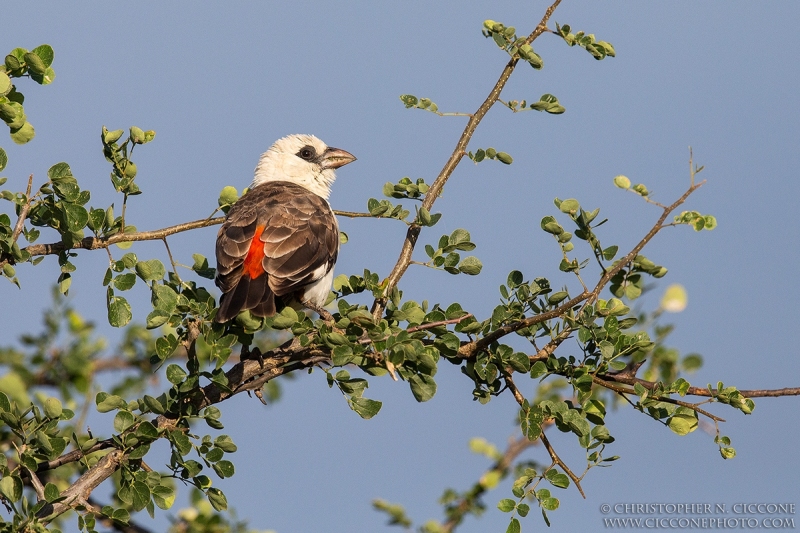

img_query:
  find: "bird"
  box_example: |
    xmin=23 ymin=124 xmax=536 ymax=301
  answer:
xmin=213 ymin=134 xmax=356 ymax=324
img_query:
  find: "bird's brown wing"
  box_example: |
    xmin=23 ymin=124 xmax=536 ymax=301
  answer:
xmin=214 ymin=181 xmax=338 ymax=322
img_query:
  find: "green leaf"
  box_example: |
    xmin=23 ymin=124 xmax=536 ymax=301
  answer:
xmin=43 ymin=397 xmax=63 ymax=418
xmin=213 ymin=460 xmax=235 ymax=478
xmin=214 ymin=435 xmax=237 ymax=453
xmin=0 ymin=72 xmax=11 ymax=97
xmin=0 ymin=475 xmax=22 ymax=502
xmin=613 ymin=175 xmax=631 ymax=189
xmin=152 ymin=485 xmax=176 ymax=510
xmin=113 ymin=410 xmax=135 ymax=433
xmin=506 ymin=517 xmax=521 ymax=533
xmin=112 ymin=508 xmax=131 ymax=524
xmin=152 ymin=284 xmax=178 ymax=313
xmin=271 ymin=306 xmax=298 ymax=329
xmin=131 ymin=480 xmax=150 ymax=512
xmin=349 ymin=397 xmax=382 ymax=419
xmin=667 ymin=408 xmax=699 ymax=436
xmin=0 ymin=147 xmax=7 ymax=171
xmin=207 ymin=488 xmax=228 ymax=511
xmin=129 ymin=126 xmax=145 ymax=144
xmin=409 ymin=374 xmax=437 ymax=402
xmin=458 ymin=256 xmax=483 ymax=275
xmin=107 ymin=295 xmax=132 ymax=327
xmin=496 ymin=152 xmax=513 ymax=164
xmin=135 ymin=259 xmax=166 ymax=281
xmin=10 ymin=121 xmax=35 ymax=144
xmin=32 ymin=45 xmax=54 ymax=67
xmin=24 ymin=51 xmax=47 ymax=75
xmin=497 ymin=498 xmax=516 ymax=512
xmin=218 ymin=186 xmax=239 ymax=206
xmin=559 ymin=198 xmax=580 ymax=214
xmin=96 ymin=393 xmax=126 ymax=413
xmin=191 ymin=253 xmax=216 ymax=279
xmin=135 ymin=420 xmax=159 ymax=439
xmin=545 ymin=469 xmax=570 ymax=489
xmin=166 ymin=364 xmax=187 ymax=385
xmin=44 ymin=482 xmax=60 ymax=502
xmin=113 ymin=272 xmax=137 ymax=291
xmin=143 ymin=395 xmax=166 ymax=414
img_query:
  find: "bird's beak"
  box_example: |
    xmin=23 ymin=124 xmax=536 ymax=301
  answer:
xmin=320 ymin=147 xmax=357 ymax=170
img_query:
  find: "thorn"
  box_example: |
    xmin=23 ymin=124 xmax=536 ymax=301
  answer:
xmin=254 ymin=388 xmax=267 ymax=405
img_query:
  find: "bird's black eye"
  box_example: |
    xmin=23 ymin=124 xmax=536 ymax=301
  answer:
xmin=296 ymin=145 xmax=316 ymax=161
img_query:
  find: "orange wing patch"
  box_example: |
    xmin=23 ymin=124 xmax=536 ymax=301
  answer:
xmin=243 ymin=225 xmax=266 ymax=279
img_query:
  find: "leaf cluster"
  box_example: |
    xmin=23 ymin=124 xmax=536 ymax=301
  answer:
xmin=0 ymin=44 xmax=55 ymax=146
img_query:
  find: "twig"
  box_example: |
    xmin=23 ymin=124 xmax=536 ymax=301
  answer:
xmin=10 ymin=174 xmax=34 ymax=243
xmin=406 ymin=313 xmax=473 ymax=333
xmin=458 ymin=180 xmax=705 ymax=359
xmin=19 ymin=216 xmax=225 ymax=261
xmin=597 ymin=373 xmax=800 ymax=399
xmin=162 ymin=237 xmax=182 ymax=284
xmin=592 ymin=376 xmax=725 ymax=423
xmin=22 ymin=463 xmax=45 ymax=501
xmin=539 ymin=432 xmax=585 ymax=498
xmin=503 ymin=371 xmax=585 ymax=498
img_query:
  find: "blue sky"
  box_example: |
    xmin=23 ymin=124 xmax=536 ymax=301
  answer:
xmin=2 ymin=2 xmax=799 ymax=532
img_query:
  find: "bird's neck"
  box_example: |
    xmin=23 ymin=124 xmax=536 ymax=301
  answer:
xmin=251 ymin=160 xmax=334 ymax=199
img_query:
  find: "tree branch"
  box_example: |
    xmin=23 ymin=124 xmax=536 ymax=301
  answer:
xmin=503 ymin=371 xmax=585 ymax=498
xmin=10 ymin=175 xmax=34 ymax=243
xmin=458 ymin=180 xmax=705 ymax=359
xmin=37 ymin=449 xmax=125 ymax=521
xmin=371 ymin=0 xmax=563 ymax=320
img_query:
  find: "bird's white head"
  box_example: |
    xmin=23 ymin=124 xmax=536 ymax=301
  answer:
xmin=252 ymin=134 xmax=356 ymax=199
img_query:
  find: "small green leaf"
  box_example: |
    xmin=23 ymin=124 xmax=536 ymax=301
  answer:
xmin=43 ymin=397 xmax=63 ymax=418
xmin=207 ymin=488 xmax=228 ymax=511
xmin=496 ymin=152 xmax=513 ymax=164
xmin=218 ymin=186 xmax=239 ymax=207
xmin=613 ymin=175 xmax=631 ymax=189
xmin=10 ymin=121 xmax=35 ymax=144
xmin=349 ymin=397 xmax=382 ymax=419
xmin=497 ymin=499 xmax=516 ymax=512
xmin=458 ymin=256 xmax=483 ymax=275
xmin=213 ymin=460 xmax=235 ymax=478
xmin=44 ymin=482 xmax=60 ymax=502
xmin=0 ymin=475 xmax=22 ymax=502
xmin=166 ymin=364 xmax=187 ymax=385
xmin=113 ymin=272 xmax=137 ymax=291
xmin=559 ymin=198 xmax=580 ymax=214
xmin=271 ymin=306 xmax=298 ymax=329
xmin=667 ymin=408 xmax=699 ymax=436
xmin=135 ymin=259 xmax=166 ymax=281
xmin=409 ymin=374 xmax=437 ymax=402
xmin=107 ymin=295 xmax=132 ymax=327
xmin=96 ymin=393 xmax=126 ymax=413
xmin=506 ymin=517 xmax=521 ymax=533
xmin=0 ymin=73 xmax=11 ymax=97
xmin=152 ymin=485 xmax=176 ymax=510
xmin=113 ymin=410 xmax=135 ymax=433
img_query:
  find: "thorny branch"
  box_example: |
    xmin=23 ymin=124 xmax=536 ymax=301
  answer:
xmin=503 ymin=372 xmax=585 ymax=498
xmin=370 ymin=0 xmax=563 ymax=320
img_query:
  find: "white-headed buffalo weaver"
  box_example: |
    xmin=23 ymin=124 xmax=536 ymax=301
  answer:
xmin=213 ymin=134 xmax=356 ymax=323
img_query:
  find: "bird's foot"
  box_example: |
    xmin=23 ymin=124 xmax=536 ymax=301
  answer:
xmin=240 ymin=345 xmax=265 ymax=368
